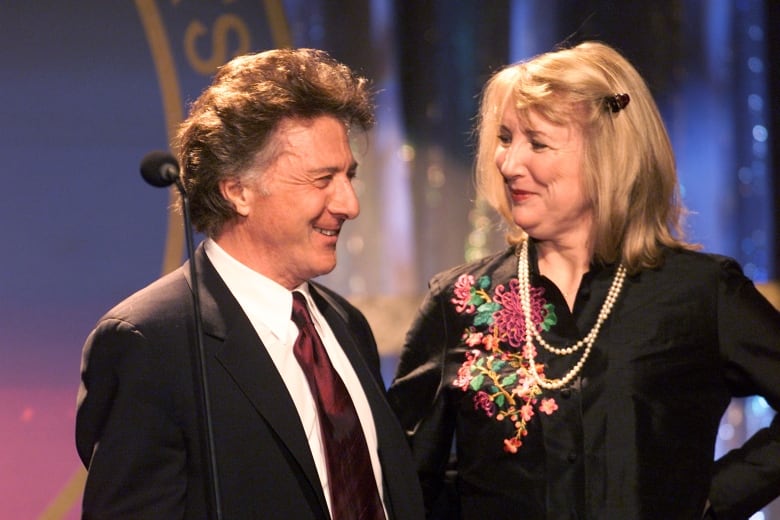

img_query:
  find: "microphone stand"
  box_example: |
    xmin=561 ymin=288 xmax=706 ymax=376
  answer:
xmin=174 ymin=177 xmax=223 ymax=520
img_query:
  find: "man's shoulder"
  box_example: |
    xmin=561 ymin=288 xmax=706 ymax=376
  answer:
xmin=101 ymin=266 xmax=190 ymax=325
xmin=308 ymin=281 xmax=359 ymax=314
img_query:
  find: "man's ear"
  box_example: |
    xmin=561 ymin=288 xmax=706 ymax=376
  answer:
xmin=219 ymin=177 xmax=252 ymax=217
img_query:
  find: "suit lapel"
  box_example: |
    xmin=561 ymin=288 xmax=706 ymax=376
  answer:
xmin=309 ymin=284 xmax=385 ymax=399
xmin=188 ymin=246 xmax=329 ymax=515
xmin=311 ymin=285 xmax=415 ymax=519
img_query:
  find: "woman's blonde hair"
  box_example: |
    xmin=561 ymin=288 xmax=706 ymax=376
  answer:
xmin=475 ymin=41 xmax=694 ymax=273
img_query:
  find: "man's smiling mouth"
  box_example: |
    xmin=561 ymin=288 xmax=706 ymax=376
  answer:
xmin=315 ymin=227 xmax=339 ymax=237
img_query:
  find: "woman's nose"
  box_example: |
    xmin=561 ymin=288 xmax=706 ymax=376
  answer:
xmin=497 ymin=143 xmax=527 ymax=179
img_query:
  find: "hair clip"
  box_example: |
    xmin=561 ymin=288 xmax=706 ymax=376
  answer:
xmin=604 ymin=93 xmax=630 ymax=113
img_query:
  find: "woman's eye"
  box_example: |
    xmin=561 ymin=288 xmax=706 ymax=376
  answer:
xmin=530 ymin=140 xmax=548 ymax=151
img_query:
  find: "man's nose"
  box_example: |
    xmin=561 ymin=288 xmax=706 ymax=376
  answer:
xmin=330 ymin=177 xmax=360 ymax=219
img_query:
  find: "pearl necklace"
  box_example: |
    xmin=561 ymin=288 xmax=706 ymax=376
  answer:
xmin=517 ymin=240 xmax=627 ymax=390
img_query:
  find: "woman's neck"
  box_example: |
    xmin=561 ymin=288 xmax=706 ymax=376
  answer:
xmin=534 ymin=238 xmax=592 ymax=312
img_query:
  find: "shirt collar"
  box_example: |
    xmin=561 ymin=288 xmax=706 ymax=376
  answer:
xmin=204 ymin=238 xmax=307 ymax=341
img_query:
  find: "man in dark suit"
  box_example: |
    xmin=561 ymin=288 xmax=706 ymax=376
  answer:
xmin=75 ymin=48 xmax=424 ymax=520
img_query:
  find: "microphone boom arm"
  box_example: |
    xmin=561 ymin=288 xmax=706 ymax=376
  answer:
xmin=175 ymin=177 xmax=223 ymax=520
xmin=140 ymin=151 xmax=223 ymax=520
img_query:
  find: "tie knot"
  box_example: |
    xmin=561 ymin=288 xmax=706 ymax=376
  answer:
xmin=291 ymin=291 xmax=312 ymax=328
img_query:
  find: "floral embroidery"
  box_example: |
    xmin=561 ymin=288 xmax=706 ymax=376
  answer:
xmin=451 ymin=273 xmax=559 ymax=453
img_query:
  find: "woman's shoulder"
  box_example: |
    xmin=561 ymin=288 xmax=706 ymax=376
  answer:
xmin=647 ymin=247 xmax=751 ymax=291
xmin=661 ymin=247 xmax=743 ymax=273
xmin=429 ymin=246 xmax=518 ymax=286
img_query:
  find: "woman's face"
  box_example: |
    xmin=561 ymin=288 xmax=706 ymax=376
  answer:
xmin=495 ymin=103 xmax=592 ymax=245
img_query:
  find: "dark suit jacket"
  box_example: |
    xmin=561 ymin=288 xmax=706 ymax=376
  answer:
xmin=76 ymin=245 xmax=424 ymax=519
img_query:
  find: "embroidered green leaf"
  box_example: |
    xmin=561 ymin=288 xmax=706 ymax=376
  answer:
xmin=469 ymin=374 xmax=485 ymax=391
xmin=473 ymin=313 xmax=490 ymax=327
xmin=450 ymin=267 xmax=565 ymax=456
xmin=474 ymin=301 xmax=501 ymax=327
xmin=542 ymin=303 xmax=558 ymax=331
xmin=467 ymin=291 xmax=485 ymax=307
xmin=478 ymin=301 xmax=501 ymax=314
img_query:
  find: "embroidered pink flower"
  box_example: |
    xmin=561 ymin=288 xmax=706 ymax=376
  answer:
xmin=462 ymin=328 xmax=483 ymax=347
xmin=520 ymin=404 xmax=535 ymax=422
xmin=503 ymin=437 xmax=522 ymax=453
xmin=449 ymin=272 xmax=560 ymax=455
xmin=491 ymin=280 xmax=525 ymax=348
xmin=511 ymin=374 xmax=536 ymax=398
xmin=452 ymin=368 xmax=470 ymax=390
xmin=453 ymin=350 xmax=480 ymax=389
xmin=527 ymin=285 xmax=552 ymax=332
xmin=474 ymin=391 xmax=496 ymax=417
xmin=482 ymin=333 xmax=500 ymax=352
xmin=539 ymin=398 xmax=558 ymax=415
xmin=493 ymin=280 xmax=553 ymax=348
xmin=452 ymin=274 xmax=477 ymax=313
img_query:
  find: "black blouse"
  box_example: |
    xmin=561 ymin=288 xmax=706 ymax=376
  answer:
xmin=388 ymin=244 xmax=780 ymax=519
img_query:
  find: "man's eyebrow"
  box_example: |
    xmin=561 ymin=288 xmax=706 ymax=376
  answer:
xmin=308 ymin=161 xmax=359 ymax=175
xmin=348 ymin=161 xmax=358 ymax=177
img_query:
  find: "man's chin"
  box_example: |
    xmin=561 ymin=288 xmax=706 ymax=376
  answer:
xmin=311 ymin=255 xmax=338 ymax=278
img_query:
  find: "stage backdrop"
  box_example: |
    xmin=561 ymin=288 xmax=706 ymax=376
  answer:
xmin=1 ymin=1 xmax=777 ymax=519
xmin=2 ymin=2 xmax=298 ymax=518
xmin=2 ymin=1 xmax=422 ymax=517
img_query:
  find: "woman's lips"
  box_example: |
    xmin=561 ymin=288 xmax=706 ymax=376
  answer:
xmin=509 ymin=188 xmax=534 ymax=203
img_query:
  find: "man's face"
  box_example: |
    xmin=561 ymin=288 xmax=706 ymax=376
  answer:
xmin=223 ymin=115 xmax=360 ymax=289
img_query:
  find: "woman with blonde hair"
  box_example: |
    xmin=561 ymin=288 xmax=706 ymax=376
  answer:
xmin=389 ymin=41 xmax=780 ymax=519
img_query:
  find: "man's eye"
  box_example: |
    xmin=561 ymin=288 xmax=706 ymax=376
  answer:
xmin=312 ymin=176 xmax=332 ymax=188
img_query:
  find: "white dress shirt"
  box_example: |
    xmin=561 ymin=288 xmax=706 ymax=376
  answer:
xmin=204 ymin=239 xmax=385 ymax=518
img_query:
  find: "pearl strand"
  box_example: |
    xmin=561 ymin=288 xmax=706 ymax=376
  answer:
xmin=517 ymin=240 xmax=626 ymax=390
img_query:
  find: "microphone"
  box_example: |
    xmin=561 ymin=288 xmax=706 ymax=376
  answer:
xmin=139 ymin=151 xmax=223 ymax=520
xmin=140 ymin=150 xmax=180 ymax=187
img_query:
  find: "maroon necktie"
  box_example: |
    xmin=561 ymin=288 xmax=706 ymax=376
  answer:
xmin=291 ymin=292 xmax=385 ymax=520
